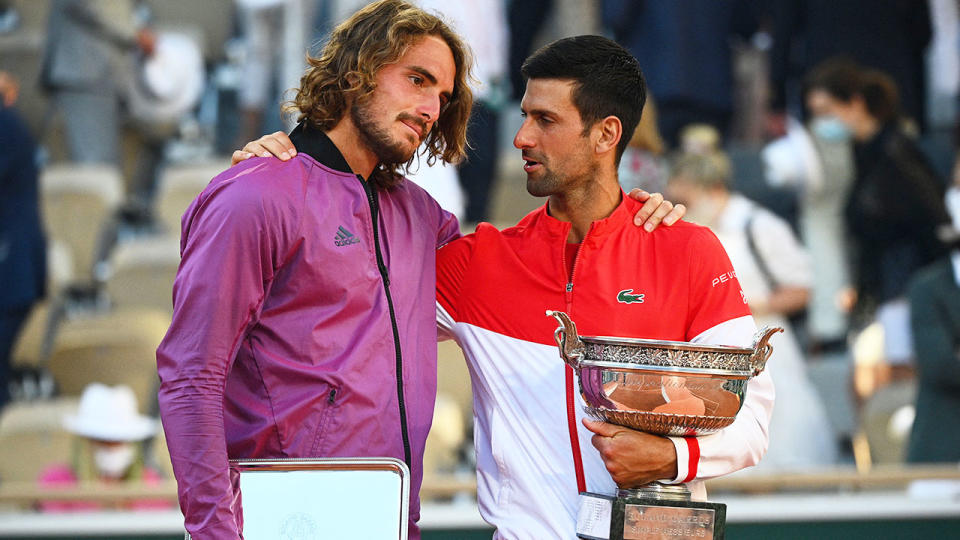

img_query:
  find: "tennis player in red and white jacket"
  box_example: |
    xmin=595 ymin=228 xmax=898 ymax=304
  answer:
xmin=435 ymin=36 xmax=773 ymax=539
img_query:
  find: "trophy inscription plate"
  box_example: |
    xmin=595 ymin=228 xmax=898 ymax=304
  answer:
xmin=622 ymin=502 xmax=717 ymax=539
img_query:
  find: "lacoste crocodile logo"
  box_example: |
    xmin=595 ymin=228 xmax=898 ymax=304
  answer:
xmin=617 ymin=289 xmax=645 ymax=304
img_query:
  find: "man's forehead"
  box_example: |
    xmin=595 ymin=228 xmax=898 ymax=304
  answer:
xmin=521 ymin=79 xmax=577 ymax=110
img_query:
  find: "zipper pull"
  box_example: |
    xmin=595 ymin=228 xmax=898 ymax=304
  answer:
xmin=328 ymin=388 xmax=337 ymax=404
xmin=566 ymin=283 xmax=573 ymax=292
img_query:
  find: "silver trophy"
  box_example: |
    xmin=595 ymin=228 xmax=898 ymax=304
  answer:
xmin=547 ymin=310 xmax=781 ymax=540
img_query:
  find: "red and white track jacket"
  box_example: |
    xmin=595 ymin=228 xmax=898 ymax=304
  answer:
xmin=436 ymin=195 xmax=774 ymax=539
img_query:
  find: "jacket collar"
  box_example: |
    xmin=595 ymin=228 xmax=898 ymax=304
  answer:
xmin=525 ymin=190 xmax=641 ymax=244
xmin=289 ymin=122 xmax=353 ymax=174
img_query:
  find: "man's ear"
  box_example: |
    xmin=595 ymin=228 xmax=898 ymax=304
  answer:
xmin=595 ymin=115 xmax=622 ymax=156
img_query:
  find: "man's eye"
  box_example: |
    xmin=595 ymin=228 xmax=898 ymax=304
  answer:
xmin=410 ymin=75 xmax=423 ymax=86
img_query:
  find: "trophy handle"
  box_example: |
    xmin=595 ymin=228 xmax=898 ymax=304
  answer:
xmin=546 ymin=310 xmax=584 ymax=369
xmin=749 ymin=326 xmax=783 ymax=376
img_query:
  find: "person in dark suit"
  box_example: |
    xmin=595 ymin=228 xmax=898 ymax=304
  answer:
xmin=602 ymin=0 xmax=760 ymax=148
xmin=0 ymin=75 xmax=46 ymax=410
xmin=906 ymin=194 xmax=960 ymax=463
xmin=768 ymin=0 xmax=931 ymax=134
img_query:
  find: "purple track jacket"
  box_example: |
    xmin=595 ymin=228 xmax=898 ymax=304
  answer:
xmin=157 ymin=128 xmax=460 ymax=538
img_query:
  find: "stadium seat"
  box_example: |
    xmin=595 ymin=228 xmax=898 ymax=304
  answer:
xmin=40 ymin=163 xmax=123 ymax=283
xmin=44 ymin=308 xmax=171 ymax=412
xmin=155 ymin=160 xmax=230 ymax=236
xmin=104 ymin=235 xmax=181 ymax=314
xmin=0 ymin=398 xmax=78 ymax=484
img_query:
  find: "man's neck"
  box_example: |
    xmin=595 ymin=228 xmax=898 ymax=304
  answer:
xmin=547 ymin=174 xmax=622 ymax=243
xmin=326 ymin=118 xmax=378 ymax=179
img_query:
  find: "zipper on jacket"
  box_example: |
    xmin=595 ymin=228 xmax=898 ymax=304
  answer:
xmin=562 ymin=226 xmax=591 ymax=493
xmin=563 ymin=228 xmax=592 ymax=310
xmin=358 ymin=175 xmax=412 ymax=469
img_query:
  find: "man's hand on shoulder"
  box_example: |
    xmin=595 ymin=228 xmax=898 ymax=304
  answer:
xmin=583 ymin=419 xmax=678 ymax=488
xmin=232 ymin=131 xmax=298 ymax=166
xmin=627 ymin=189 xmax=686 ymax=232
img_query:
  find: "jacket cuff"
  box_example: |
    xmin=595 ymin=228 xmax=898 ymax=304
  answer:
xmin=186 ymin=515 xmax=240 ymax=539
xmin=662 ymin=436 xmax=700 ymax=484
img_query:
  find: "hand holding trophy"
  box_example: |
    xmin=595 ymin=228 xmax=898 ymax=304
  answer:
xmin=547 ymin=311 xmax=781 ymax=540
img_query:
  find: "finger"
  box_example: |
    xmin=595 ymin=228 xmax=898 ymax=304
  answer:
xmin=231 ymin=150 xmax=254 ymax=166
xmin=663 ymin=203 xmax=686 ymax=226
xmin=643 ymin=200 xmax=674 ymax=232
xmin=582 ymin=418 xmax=620 ymax=437
xmin=626 ymin=188 xmax=650 ymax=202
xmin=259 ymin=135 xmax=296 ymax=161
xmin=241 ymin=141 xmax=268 ymax=156
xmin=632 ymin=192 xmax=664 ymax=227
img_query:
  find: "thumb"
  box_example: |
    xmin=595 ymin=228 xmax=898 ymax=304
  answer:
xmin=582 ymin=418 xmax=621 ymax=437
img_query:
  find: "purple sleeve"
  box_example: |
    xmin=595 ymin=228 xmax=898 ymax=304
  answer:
xmin=156 ymin=173 xmax=299 ymax=538
xmin=436 ymin=206 xmax=461 ymax=249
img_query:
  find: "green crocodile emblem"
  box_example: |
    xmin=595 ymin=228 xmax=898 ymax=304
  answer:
xmin=617 ymin=289 xmax=645 ymax=304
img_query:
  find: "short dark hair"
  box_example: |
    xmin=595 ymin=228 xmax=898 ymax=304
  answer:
xmin=804 ymin=57 xmax=900 ymax=124
xmin=804 ymin=57 xmax=862 ymax=103
xmin=521 ymin=35 xmax=646 ymax=164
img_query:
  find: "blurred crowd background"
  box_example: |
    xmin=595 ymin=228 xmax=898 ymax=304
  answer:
xmin=0 ymin=0 xmax=959 ymax=515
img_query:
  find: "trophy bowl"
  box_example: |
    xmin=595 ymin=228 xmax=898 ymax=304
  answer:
xmin=547 ymin=310 xmax=781 ymax=437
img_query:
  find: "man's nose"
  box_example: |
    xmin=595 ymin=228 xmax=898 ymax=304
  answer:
xmin=417 ymin=94 xmax=441 ymax=123
xmin=513 ymin=123 xmax=533 ymax=149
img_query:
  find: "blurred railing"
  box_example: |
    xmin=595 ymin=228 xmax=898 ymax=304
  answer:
xmin=1 ymin=465 xmax=959 ymax=507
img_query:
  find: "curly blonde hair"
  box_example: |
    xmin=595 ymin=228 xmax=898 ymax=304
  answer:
xmin=291 ymin=0 xmax=474 ymax=188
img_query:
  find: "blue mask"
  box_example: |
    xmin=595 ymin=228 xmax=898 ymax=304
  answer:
xmin=810 ymin=116 xmax=851 ymax=142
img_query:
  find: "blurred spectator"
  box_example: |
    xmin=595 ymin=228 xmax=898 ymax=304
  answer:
xmin=762 ymin=104 xmax=855 ymax=353
xmin=668 ymin=128 xmax=838 ymax=468
xmin=40 ymin=0 xmax=154 ymax=166
xmin=767 ymin=0 xmax=931 ymax=134
xmin=420 ymin=0 xmax=508 ymax=224
xmin=37 ymin=383 xmax=170 ymax=512
xmin=506 ymin=0 xmax=554 ymax=101
xmin=617 ymin=95 xmax=668 ymax=194
xmin=805 ymin=60 xmax=951 ymax=369
xmin=0 ymin=73 xmax=45 ymax=411
xmin=906 ymin=160 xmax=960 ymax=464
xmin=233 ymin=0 xmax=314 ymax=147
xmin=603 ymin=0 xmax=761 ymax=148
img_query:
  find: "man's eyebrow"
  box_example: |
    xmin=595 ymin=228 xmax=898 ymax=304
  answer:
xmin=521 ymin=106 xmax=556 ymax=118
xmin=408 ymin=65 xmax=437 ymax=84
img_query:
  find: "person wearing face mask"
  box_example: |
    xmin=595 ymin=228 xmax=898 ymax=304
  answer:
xmin=762 ymin=109 xmax=855 ymax=361
xmin=37 ymin=383 xmax=172 ymax=512
xmin=804 ymin=59 xmax=952 ymax=377
xmin=668 ymin=128 xmax=839 ymax=469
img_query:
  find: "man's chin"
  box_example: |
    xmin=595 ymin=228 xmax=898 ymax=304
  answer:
xmin=526 ymin=178 xmax=552 ymax=198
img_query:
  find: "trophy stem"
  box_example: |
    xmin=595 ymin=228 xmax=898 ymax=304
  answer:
xmin=617 ymin=482 xmax=691 ymax=502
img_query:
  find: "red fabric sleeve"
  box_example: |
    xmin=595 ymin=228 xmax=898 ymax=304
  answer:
xmin=686 ymin=228 xmax=752 ymax=339
xmin=436 ymin=234 xmax=477 ymax=322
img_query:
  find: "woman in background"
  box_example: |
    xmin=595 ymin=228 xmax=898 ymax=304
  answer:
xmin=37 ymin=383 xmax=171 ymax=511
xmin=668 ymin=127 xmax=838 ymax=469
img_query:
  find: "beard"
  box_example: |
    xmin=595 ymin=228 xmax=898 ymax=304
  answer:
xmin=350 ymin=98 xmax=422 ymax=167
xmin=526 ymin=167 xmax=565 ymax=198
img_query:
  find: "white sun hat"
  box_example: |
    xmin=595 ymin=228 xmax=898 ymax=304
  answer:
xmin=125 ymin=31 xmax=205 ymax=127
xmin=63 ymin=383 xmax=158 ymax=442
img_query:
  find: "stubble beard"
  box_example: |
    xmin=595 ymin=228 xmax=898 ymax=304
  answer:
xmin=526 ymin=167 xmax=562 ymax=198
xmin=351 ymin=98 xmax=416 ymax=168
